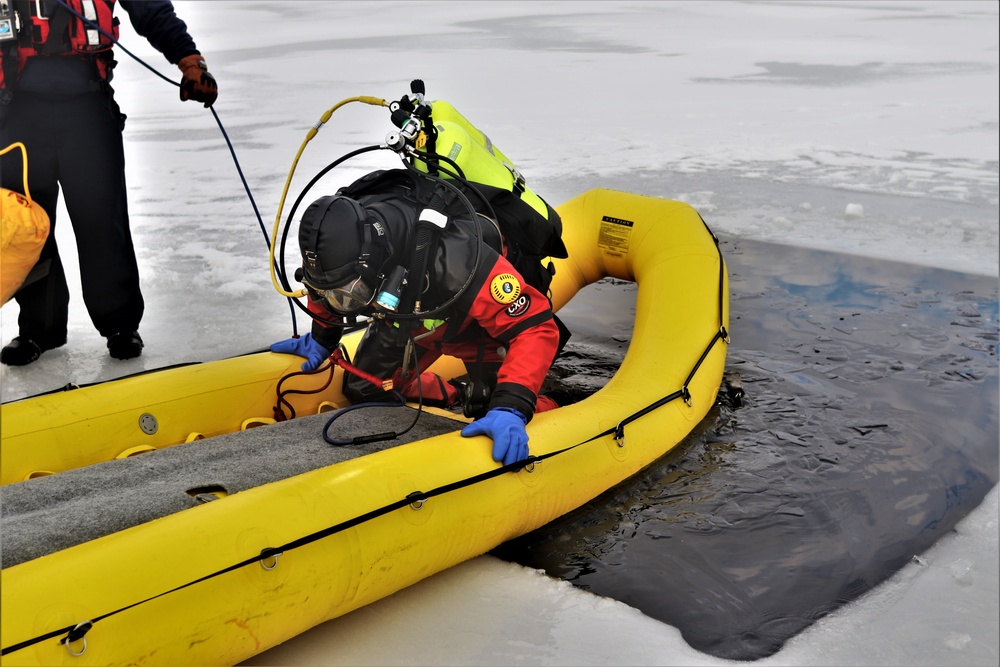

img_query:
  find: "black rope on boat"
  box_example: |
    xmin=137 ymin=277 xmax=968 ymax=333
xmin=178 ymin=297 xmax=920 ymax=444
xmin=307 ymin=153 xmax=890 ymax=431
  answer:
xmin=705 ymin=213 xmax=731 ymax=356
xmin=610 ymin=213 xmax=731 ymax=442
xmin=2 ymin=214 xmax=733 ymax=658
xmin=682 ymin=328 xmax=729 ymax=396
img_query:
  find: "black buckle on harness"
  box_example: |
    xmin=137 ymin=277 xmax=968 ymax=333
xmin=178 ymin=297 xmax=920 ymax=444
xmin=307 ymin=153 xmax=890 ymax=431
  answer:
xmin=28 ymin=1 xmax=50 ymax=19
xmin=503 ymin=161 xmax=526 ymax=195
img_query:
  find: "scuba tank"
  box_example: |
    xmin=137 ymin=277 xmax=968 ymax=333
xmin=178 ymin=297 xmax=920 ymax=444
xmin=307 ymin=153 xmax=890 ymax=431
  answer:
xmin=274 ymin=80 xmax=568 ymax=327
xmin=415 ymin=99 xmax=550 ymax=220
xmin=386 ymin=80 xmax=568 ymax=298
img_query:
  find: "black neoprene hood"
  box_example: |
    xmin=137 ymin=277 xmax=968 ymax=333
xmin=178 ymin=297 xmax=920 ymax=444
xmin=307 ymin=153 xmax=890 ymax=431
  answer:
xmin=298 ymin=195 xmax=370 ymax=289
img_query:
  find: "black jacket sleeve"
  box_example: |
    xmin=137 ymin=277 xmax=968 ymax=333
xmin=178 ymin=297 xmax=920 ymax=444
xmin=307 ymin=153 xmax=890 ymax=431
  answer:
xmin=119 ymin=0 xmax=199 ymax=64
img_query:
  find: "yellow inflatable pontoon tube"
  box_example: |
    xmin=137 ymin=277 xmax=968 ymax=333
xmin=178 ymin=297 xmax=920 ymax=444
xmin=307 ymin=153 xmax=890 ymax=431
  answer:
xmin=0 ymin=188 xmax=728 ymax=666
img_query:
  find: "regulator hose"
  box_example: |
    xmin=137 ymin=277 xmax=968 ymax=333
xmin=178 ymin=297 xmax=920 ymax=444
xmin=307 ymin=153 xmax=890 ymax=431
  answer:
xmin=269 ymin=96 xmax=388 ymax=299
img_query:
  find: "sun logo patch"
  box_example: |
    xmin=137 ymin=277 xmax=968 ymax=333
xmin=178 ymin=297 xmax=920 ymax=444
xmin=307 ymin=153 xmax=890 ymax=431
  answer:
xmin=489 ymin=273 xmax=521 ymax=304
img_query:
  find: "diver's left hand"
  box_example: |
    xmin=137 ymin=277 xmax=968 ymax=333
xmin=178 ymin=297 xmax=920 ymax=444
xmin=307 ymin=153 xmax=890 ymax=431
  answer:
xmin=461 ymin=407 xmax=529 ymax=466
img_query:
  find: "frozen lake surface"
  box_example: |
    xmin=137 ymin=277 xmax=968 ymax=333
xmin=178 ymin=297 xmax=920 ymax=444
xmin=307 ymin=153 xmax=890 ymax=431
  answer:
xmin=2 ymin=2 xmax=997 ymax=665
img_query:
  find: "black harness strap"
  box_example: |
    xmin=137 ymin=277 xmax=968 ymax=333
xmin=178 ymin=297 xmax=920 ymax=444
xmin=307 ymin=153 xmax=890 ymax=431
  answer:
xmin=40 ymin=1 xmax=72 ymax=55
xmin=0 ymin=42 xmax=18 ymax=104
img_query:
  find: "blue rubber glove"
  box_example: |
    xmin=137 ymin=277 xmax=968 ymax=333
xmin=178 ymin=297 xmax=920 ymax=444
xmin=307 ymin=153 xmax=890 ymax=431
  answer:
xmin=461 ymin=407 xmax=529 ymax=467
xmin=270 ymin=333 xmax=332 ymax=371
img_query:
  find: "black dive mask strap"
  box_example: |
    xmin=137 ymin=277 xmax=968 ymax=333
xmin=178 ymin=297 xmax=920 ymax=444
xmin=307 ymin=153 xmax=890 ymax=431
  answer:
xmin=355 ymin=223 xmax=373 ymax=279
xmin=301 ymin=198 xmax=334 ymax=282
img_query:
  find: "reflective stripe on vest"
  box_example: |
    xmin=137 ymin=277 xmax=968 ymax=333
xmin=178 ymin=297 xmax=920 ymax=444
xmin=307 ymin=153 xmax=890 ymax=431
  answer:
xmin=27 ymin=0 xmax=118 ymax=54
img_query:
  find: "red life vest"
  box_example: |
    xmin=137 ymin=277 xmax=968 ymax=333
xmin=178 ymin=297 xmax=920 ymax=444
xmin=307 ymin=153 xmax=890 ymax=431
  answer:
xmin=1 ymin=0 xmax=120 ymax=89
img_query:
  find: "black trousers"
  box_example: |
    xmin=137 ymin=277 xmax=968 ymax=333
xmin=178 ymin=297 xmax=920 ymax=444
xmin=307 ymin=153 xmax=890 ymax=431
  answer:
xmin=0 ymin=90 xmax=143 ymax=346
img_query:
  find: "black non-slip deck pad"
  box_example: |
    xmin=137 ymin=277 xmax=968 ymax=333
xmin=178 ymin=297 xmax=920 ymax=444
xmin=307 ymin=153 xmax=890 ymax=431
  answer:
xmin=1 ymin=406 xmax=464 ymax=568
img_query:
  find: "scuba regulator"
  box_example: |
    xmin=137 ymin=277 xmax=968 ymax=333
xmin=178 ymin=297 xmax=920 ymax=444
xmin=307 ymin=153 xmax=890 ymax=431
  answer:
xmin=272 ymin=80 xmax=490 ymax=325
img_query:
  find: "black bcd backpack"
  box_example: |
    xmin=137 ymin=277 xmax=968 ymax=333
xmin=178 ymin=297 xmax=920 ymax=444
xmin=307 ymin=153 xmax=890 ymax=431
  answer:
xmin=336 ymin=168 xmax=568 ymax=299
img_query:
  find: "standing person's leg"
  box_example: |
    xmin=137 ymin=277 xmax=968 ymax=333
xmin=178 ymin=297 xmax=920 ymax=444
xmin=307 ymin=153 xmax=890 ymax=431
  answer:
xmin=1 ymin=94 xmax=69 ymax=366
xmin=58 ymin=89 xmax=144 ymax=359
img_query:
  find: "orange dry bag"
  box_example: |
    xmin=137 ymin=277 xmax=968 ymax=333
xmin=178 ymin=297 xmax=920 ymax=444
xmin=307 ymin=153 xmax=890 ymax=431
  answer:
xmin=1 ymin=142 xmax=50 ymax=305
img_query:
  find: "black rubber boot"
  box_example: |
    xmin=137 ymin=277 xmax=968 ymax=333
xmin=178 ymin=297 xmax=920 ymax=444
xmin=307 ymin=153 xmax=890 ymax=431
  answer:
xmin=0 ymin=337 xmax=44 ymax=366
xmin=107 ymin=331 xmax=144 ymax=360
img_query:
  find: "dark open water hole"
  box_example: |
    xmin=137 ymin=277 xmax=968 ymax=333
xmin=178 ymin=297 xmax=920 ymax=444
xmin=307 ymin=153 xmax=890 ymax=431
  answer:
xmin=492 ymin=234 xmax=999 ymax=661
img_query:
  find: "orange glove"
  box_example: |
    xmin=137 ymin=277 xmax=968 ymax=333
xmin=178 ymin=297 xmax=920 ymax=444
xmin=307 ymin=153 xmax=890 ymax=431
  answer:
xmin=178 ymin=54 xmax=218 ymax=107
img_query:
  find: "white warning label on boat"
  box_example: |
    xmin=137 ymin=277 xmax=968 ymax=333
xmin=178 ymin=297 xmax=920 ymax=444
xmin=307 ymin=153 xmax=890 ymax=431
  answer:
xmin=599 ymin=215 xmax=633 ymax=255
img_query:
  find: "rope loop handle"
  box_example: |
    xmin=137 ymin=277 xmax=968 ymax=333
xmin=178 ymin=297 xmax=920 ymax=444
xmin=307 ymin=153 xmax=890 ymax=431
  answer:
xmin=0 ymin=142 xmax=35 ymax=203
xmin=60 ymin=620 xmax=93 ymax=656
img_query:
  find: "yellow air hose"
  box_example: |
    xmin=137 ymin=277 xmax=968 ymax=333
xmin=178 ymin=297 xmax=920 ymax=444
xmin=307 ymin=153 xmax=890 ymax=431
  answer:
xmin=269 ymin=96 xmax=387 ymax=298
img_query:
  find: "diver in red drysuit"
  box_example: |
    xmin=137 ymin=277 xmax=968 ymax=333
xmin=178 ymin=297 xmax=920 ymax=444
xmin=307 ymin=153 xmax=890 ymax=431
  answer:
xmin=272 ymin=169 xmax=564 ymax=466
